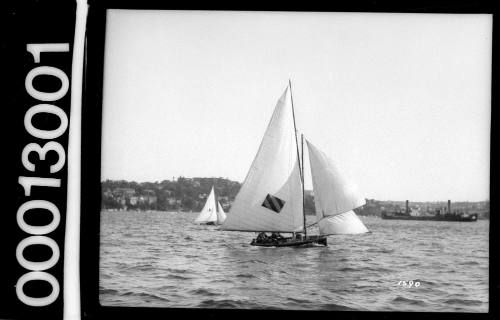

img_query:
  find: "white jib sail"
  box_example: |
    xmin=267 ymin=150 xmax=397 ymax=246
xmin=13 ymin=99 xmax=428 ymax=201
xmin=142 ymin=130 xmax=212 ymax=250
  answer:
xmin=306 ymin=139 xmax=368 ymax=234
xmin=194 ymin=187 xmax=218 ymax=223
xmin=222 ymin=86 xmax=303 ymax=232
xmin=216 ymin=201 xmax=226 ymax=224
xmin=318 ymin=210 xmax=369 ymax=235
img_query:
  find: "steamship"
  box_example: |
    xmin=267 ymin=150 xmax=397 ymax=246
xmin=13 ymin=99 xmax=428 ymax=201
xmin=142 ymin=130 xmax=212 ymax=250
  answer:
xmin=381 ymin=200 xmax=478 ymax=222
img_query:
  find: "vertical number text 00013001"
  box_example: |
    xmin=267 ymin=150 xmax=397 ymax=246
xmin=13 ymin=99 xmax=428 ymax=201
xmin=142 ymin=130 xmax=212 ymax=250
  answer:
xmin=16 ymin=43 xmax=70 ymax=307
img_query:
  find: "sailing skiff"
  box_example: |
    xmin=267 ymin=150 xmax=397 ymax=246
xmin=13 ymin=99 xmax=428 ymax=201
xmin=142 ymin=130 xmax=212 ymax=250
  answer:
xmin=222 ymin=81 xmax=369 ymax=247
xmin=194 ymin=186 xmax=226 ymax=225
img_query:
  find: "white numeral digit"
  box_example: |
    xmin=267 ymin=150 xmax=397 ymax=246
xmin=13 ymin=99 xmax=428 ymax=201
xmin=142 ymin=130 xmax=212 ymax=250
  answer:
xmin=22 ymin=141 xmax=66 ymax=173
xmin=16 ymin=271 xmax=60 ymax=307
xmin=18 ymin=176 xmax=61 ymax=196
xmin=17 ymin=200 xmax=60 ymax=235
xmin=16 ymin=236 xmax=60 ymax=271
xmin=25 ymin=66 xmax=69 ymax=102
xmin=26 ymin=43 xmax=69 ymax=63
xmin=24 ymin=104 xmax=68 ymax=140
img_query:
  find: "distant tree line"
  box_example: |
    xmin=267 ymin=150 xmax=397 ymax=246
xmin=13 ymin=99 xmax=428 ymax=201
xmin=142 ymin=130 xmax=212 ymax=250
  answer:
xmin=101 ymin=177 xmax=318 ymax=214
xmin=101 ymin=178 xmax=489 ymax=218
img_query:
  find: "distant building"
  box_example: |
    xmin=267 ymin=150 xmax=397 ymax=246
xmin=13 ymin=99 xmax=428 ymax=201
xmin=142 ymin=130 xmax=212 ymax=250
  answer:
xmin=103 ymin=188 xmax=113 ymax=197
xmin=113 ymin=188 xmax=136 ymax=197
xmin=129 ymin=196 xmax=138 ymax=205
xmin=147 ymin=196 xmax=157 ymax=204
xmin=167 ymin=197 xmax=177 ymax=205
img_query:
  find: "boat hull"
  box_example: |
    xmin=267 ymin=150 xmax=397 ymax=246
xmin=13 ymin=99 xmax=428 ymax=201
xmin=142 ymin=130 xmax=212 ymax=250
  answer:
xmin=381 ymin=213 xmax=478 ymax=222
xmin=250 ymin=235 xmax=327 ymax=247
xmin=196 ymin=221 xmax=217 ymax=225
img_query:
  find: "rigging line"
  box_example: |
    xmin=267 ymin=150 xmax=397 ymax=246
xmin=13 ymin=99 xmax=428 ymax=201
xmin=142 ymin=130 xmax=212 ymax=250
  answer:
xmin=306 ymin=221 xmax=319 ymax=228
xmin=288 ymin=79 xmax=302 ymax=181
xmin=301 ymin=134 xmax=307 ymax=237
xmin=289 ymin=79 xmax=307 ymax=236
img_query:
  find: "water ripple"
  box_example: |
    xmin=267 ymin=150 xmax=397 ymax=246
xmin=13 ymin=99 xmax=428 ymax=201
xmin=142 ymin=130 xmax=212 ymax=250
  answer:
xmin=99 ymin=211 xmax=489 ymax=312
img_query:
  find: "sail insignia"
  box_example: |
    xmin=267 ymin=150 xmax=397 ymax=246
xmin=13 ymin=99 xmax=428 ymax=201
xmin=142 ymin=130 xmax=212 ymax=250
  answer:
xmin=262 ymin=194 xmax=286 ymax=214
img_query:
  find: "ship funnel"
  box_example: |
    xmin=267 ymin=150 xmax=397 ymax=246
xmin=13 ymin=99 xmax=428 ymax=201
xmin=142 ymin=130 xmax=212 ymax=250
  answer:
xmin=406 ymin=200 xmax=409 ymax=214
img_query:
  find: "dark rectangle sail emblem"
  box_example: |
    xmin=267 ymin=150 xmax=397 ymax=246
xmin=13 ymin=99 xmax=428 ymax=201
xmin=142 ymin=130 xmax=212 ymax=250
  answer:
xmin=262 ymin=194 xmax=285 ymax=213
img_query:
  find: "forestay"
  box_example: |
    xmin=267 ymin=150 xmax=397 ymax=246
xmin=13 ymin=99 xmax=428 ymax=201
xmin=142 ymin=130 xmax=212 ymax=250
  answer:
xmin=194 ymin=187 xmax=218 ymax=224
xmin=222 ymin=86 xmax=303 ymax=232
xmin=306 ymin=139 xmax=368 ymax=234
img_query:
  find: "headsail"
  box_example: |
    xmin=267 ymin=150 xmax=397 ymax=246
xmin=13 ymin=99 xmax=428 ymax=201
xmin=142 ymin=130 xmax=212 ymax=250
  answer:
xmin=216 ymin=201 xmax=226 ymax=224
xmin=222 ymin=86 xmax=303 ymax=232
xmin=318 ymin=210 xmax=369 ymax=235
xmin=306 ymin=139 xmax=368 ymax=234
xmin=194 ymin=186 xmax=218 ymax=224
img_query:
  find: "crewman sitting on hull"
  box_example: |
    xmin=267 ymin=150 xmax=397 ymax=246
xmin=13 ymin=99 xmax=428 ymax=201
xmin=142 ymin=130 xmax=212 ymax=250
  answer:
xmin=271 ymin=232 xmax=285 ymax=239
xmin=256 ymin=232 xmax=267 ymax=243
xmin=269 ymin=232 xmax=286 ymax=244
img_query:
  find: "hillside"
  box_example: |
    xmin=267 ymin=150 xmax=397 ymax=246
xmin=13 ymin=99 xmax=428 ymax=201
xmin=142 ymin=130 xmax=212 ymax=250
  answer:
xmin=101 ymin=177 xmax=317 ymax=214
xmin=101 ymin=178 xmax=489 ymax=219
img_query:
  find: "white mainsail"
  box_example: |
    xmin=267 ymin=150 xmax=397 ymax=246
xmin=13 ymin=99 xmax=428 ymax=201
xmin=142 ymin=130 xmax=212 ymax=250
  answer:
xmin=194 ymin=187 xmax=218 ymax=224
xmin=222 ymin=86 xmax=304 ymax=232
xmin=216 ymin=201 xmax=226 ymax=224
xmin=306 ymin=139 xmax=368 ymax=234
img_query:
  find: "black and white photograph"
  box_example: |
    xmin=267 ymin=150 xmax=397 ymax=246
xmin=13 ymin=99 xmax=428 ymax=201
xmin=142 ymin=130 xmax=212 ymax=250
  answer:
xmin=98 ymin=10 xmax=491 ymax=312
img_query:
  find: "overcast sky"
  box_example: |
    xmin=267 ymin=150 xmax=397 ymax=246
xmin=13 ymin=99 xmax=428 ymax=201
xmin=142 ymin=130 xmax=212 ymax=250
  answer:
xmin=101 ymin=10 xmax=491 ymax=202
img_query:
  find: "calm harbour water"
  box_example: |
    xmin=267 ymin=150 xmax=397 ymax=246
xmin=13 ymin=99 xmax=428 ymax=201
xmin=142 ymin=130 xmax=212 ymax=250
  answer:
xmin=99 ymin=210 xmax=488 ymax=312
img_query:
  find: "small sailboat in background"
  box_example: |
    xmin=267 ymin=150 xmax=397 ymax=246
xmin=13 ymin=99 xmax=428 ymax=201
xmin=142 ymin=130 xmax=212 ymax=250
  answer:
xmin=222 ymin=81 xmax=368 ymax=246
xmin=194 ymin=186 xmax=226 ymax=225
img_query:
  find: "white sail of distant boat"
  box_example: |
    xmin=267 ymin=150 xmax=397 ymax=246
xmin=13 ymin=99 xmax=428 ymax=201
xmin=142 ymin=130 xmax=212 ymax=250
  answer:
xmin=216 ymin=201 xmax=226 ymax=224
xmin=194 ymin=186 xmax=219 ymax=225
xmin=222 ymin=86 xmax=304 ymax=232
xmin=306 ymin=140 xmax=369 ymax=235
xmin=222 ymin=81 xmax=369 ymax=246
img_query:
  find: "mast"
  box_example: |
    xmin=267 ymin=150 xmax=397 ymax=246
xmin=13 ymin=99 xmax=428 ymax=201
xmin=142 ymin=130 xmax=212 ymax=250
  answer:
xmin=301 ymin=134 xmax=307 ymax=237
xmin=288 ymin=79 xmax=306 ymax=235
